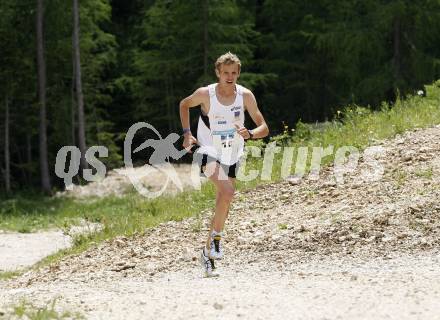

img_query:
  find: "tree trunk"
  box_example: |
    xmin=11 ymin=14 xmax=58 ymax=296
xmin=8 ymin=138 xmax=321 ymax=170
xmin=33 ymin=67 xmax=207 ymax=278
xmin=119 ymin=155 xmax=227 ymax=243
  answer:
xmin=4 ymin=96 xmax=10 ymax=193
xmin=73 ymin=0 xmax=88 ymax=171
xmin=392 ymin=17 xmax=402 ymax=93
xmin=165 ymin=75 xmax=172 ymax=132
xmin=170 ymin=74 xmax=176 ymax=131
xmin=26 ymin=133 xmax=32 ymax=165
xmin=36 ymin=0 xmax=52 ymax=193
xmin=14 ymin=141 xmax=28 ymax=183
xmin=71 ymin=46 xmax=76 ymax=146
xmin=202 ymin=0 xmax=209 ymax=81
xmin=26 ymin=132 xmax=32 ymax=183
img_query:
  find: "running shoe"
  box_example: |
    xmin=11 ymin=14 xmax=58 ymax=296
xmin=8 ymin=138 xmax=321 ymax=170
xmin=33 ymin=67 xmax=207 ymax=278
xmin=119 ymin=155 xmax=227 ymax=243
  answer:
xmin=200 ymin=248 xmax=219 ymax=278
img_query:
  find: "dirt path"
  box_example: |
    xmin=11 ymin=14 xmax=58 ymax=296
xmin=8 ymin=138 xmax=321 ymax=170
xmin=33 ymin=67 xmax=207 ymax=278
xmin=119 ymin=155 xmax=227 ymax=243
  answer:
xmin=0 ymin=231 xmax=71 ymax=272
xmin=0 ymin=222 xmax=102 ymax=273
xmin=1 ymin=124 xmax=440 ymax=319
xmin=2 ymin=252 xmax=439 ymax=319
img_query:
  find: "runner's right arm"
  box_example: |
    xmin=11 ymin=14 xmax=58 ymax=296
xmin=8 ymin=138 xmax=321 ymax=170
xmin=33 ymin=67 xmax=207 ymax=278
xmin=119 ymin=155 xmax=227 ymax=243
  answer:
xmin=179 ymin=87 xmax=209 ymax=152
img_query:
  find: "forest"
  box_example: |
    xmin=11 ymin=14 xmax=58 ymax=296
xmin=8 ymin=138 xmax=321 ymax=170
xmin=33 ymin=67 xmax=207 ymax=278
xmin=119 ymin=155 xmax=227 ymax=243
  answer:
xmin=1 ymin=0 xmax=439 ymax=193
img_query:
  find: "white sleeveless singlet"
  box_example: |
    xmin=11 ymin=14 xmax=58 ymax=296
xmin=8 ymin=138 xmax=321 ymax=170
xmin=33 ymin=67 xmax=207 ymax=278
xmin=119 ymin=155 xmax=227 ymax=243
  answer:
xmin=196 ymin=83 xmax=245 ymax=165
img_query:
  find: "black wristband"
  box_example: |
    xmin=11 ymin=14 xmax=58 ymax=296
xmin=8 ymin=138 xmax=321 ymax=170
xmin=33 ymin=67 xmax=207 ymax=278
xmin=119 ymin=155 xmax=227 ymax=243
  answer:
xmin=182 ymin=128 xmax=191 ymax=135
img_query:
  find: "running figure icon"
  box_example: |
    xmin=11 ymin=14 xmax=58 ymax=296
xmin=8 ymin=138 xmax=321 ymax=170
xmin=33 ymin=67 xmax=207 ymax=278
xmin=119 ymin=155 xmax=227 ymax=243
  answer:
xmin=122 ymin=122 xmax=188 ymax=198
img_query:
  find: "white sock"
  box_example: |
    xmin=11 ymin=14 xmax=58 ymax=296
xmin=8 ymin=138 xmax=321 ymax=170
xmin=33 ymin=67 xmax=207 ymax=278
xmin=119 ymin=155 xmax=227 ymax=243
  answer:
xmin=211 ymin=230 xmax=223 ymax=238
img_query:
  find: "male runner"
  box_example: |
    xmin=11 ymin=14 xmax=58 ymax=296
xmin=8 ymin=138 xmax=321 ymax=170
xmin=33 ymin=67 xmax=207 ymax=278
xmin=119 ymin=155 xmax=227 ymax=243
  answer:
xmin=179 ymin=52 xmax=269 ymax=277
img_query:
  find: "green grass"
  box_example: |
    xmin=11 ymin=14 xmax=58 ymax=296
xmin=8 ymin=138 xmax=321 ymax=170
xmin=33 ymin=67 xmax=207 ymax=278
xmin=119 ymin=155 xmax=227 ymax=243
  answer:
xmin=0 ymin=270 xmax=21 ymax=281
xmin=0 ymin=80 xmax=439 ymax=273
xmin=3 ymin=299 xmax=84 ymax=320
xmin=414 ymin=167 xmax=434 ymax=179
xmin=0 ymin=184 xmax=216 ymax=234
xmin=278 ymin=223 xmax=288 ymax=230
xmin=391 ymin=169 xmax=408 ymax=188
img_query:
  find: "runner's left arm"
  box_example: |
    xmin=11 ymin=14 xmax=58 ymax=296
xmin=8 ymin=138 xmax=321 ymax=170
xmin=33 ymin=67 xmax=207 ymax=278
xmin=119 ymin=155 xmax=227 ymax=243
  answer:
xmin=236 ymin=90 xmax=269 ymax=139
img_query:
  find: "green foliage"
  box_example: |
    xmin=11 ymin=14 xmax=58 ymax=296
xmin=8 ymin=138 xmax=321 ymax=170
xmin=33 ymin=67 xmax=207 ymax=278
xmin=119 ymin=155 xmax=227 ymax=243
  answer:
xmin=80 ymin=0 xmax=118 ymax=142
xmin=131 ymin=0 xmax=258 ymax=132
xmin=258 ymin=0 xmax=440 ymax=129
xmin=0 ymin=0 xmax=122 ymax=193
xmin=8 ymin=299 xmax=84 ymax=320
xmin=96 ymin=131 xmax=124 ymax=169
xmin=270 ymin=122 xmax=294 ymax=146
xmin=293 ymin=120 xmax=312 ymax=141
xmin=0 ymin=270 xmax=21 ymax=281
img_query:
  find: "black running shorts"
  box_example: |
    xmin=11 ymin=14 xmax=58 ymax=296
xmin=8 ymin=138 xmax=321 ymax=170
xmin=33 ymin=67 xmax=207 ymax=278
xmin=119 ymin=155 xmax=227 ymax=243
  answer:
xmin=196 ymin=153 xmax=239 ymax=179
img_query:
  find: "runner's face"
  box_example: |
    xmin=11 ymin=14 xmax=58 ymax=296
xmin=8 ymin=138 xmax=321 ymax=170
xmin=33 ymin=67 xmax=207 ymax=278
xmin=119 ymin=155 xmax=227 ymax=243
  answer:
xmin=216 ymin=63 xmax=240 ymax=86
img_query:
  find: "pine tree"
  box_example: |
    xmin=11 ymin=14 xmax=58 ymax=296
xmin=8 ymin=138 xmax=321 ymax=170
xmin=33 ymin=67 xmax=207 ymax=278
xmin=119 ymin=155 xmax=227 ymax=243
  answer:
xmin=73 ymin=0 xmax=88 ymax=171
xmin=133 ymin=0 xmax=258 ymax=134
xmin=36 ymin=0 xmax=52 ymax=193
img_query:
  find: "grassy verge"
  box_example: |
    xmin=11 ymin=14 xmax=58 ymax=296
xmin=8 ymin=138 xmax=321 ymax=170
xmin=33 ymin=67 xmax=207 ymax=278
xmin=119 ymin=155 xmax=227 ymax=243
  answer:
xmin=0 ymin=270 xmax=21 ymax=281
xmin=1 ymin=299 xmax=83 ymax=320
xmin=0 ymin=80 xmax=439 ymax=273
xmin=0 ymin=184 xmax=217 ymax=234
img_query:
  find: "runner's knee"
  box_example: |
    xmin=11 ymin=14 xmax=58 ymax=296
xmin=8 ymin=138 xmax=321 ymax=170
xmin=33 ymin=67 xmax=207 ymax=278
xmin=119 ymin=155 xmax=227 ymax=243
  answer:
xmin=219 ymin=185 xmax=235 ymax=201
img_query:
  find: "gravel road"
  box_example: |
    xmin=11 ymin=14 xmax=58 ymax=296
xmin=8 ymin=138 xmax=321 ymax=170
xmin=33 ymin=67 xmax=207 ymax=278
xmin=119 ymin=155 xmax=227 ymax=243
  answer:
xmin=1 ymin=252 xmax=439 ymax=319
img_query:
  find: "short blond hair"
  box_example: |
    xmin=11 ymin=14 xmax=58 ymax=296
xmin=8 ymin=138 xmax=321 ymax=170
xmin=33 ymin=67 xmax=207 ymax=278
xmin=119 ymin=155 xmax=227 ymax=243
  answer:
xmin=215 ymin=52 xmax=241 ymax=71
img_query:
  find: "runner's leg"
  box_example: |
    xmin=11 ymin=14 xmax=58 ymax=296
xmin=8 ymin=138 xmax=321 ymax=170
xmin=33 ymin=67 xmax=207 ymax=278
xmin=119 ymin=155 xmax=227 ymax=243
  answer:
xmin=204 ymin=163 xmax=235 ymax=250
